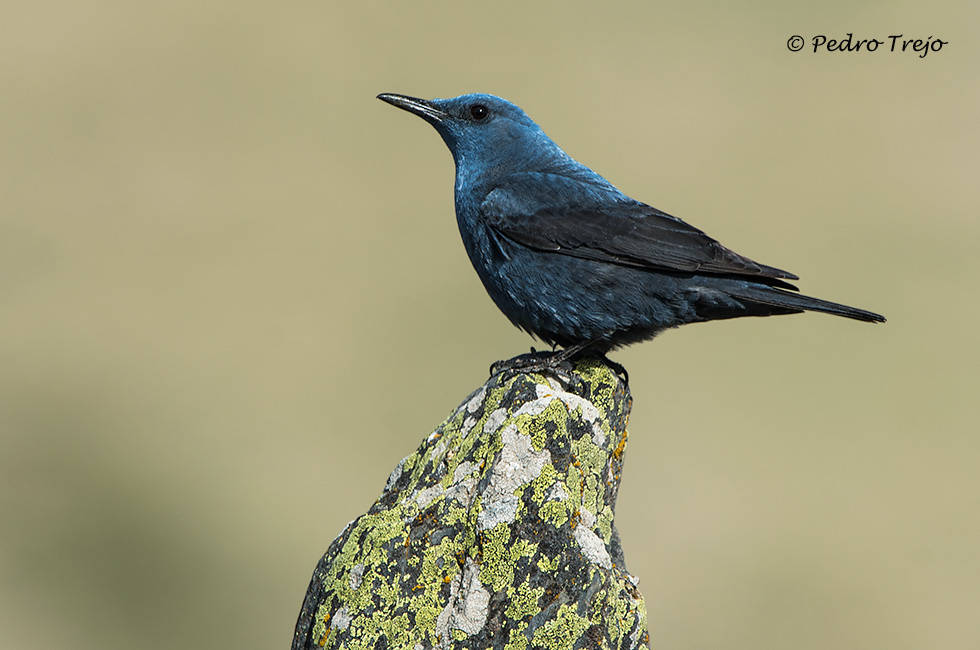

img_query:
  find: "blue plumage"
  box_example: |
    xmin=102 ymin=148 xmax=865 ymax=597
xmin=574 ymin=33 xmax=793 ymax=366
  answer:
xmin=378 ymin=92 xmax=884 ymax=354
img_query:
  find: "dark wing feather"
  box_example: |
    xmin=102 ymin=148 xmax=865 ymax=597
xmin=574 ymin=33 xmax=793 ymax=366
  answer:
xmin=482 ymin=178 xmax=799 ymax=287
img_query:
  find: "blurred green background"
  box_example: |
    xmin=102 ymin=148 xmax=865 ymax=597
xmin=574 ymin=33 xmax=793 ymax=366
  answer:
xmin=2 ymin=2 xmax=977 ymax=648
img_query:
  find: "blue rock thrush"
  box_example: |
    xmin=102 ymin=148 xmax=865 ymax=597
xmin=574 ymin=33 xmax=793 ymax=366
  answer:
xmin=378 ymin=92 xmax=884 ymax=365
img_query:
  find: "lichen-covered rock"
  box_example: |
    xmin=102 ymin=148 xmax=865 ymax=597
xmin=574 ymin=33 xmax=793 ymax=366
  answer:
xmin=292 ymin=358 xmax=648 ymax=649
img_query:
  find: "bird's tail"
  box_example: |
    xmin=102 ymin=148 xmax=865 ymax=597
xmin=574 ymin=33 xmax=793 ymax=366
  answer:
xmin=727 ymin=284 xmax=886 ymax=323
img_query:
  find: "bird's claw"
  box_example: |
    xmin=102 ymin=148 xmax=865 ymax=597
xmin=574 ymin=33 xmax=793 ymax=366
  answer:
xmin=488 ymin=349 xmax=629 ymax=385
xmin=489 ymin=350 xmax=574 ymax=382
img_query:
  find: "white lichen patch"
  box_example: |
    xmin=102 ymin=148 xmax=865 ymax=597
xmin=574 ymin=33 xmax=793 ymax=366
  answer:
xmin=330 ymin=605 xmax=353 ymax=631
xmin=436 ymin=557 xmax=489 ymax=645
xmin=447 ymin=461 xmax=479 ymax=506
xmin=453 ymin=460 xmax=477 ymax=482
xmin=465 ymin=387 xmax=487 ymax=414
xmin=477 ymin=425 xmax=551 ymax=531
xmin=590 ymin=425 xmax=607 ymax=447
xmin=384 ymin=458 xmax=406 ymax=493
xmin=482 ymin=407 xmax=508 ymax=438
xmin=349 ymin=563 xmax=365 ymax=590
xmin=415 ymin=485 xmax=446 ymax=510
xmin=574 ymin=523 xmax=612 ymax=571
xmin=545 ymin=483 xmax=569 ymax=502
xmin=431 ymin=436 xmax=449 ymax=461
xmin=577 ymin=506 xmax=597 ymax=529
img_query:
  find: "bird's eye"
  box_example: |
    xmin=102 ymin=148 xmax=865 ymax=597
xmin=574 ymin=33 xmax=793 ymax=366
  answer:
xmin=469 ymin=104 xmax=489 ymax=120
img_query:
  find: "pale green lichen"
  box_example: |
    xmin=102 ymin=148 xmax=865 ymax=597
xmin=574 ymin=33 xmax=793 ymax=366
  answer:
xmin=505 ymin=576 xmax=545 ymax=621
xmin=478 ymin=524 xmax=538 ymax=593
xmin=530 ymin=603 xmax=592 ymax=647
xmin=536 ymin=552 xmax=560 ymax=573
xmin=504 ymin=627 xmax=530 ymax=650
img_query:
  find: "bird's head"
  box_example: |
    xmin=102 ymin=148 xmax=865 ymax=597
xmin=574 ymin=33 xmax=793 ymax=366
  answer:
xmin=378 ymin=92 xmax=567 ymax=180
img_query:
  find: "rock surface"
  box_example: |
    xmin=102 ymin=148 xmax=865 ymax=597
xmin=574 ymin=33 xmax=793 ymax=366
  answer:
xmin=291 ymin=358 xmax=647 ymax=649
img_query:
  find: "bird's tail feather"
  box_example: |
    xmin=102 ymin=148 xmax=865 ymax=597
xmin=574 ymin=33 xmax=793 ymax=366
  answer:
xmin=729 ymin=285 xmax=886 ymax=323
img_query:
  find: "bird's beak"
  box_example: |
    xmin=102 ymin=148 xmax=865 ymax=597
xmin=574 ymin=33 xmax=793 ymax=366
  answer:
xmin=377 ymin=93 xmax=447 ymax=124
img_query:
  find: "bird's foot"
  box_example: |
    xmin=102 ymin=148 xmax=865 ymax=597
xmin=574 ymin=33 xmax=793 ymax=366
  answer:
xmin=489 ymin=345 xmax=629 ymax=385
xmin=489 ymin=350 xmax=574 ymax=382
xmin=597 ymin=354 xmax=629 ymax=384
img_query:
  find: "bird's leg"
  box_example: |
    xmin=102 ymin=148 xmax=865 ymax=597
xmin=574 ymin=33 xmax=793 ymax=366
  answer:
xmin=489 ymin=338 xmax=628 ymax=384
xmin=596 ymin=354 xmax=629 ymax=384
xmin=542 ymin=340 xmax=591 ymax=365
xmin=489 ymin=349 xmax=562 ymax=378
xmin=551 ymin=340 xmax=629 ymax=384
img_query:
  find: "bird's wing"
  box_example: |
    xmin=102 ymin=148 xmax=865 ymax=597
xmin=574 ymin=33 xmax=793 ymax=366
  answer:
xmin=481 ymin=174 xmax=799 ymax=285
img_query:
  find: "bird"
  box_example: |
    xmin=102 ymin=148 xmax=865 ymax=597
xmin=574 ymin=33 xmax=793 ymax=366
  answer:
xmin=377 ymin=92 xmax=885 ymax=366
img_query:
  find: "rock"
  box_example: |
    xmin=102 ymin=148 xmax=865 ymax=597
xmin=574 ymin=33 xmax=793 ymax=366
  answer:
xmin=291 ymin=357 xmax=647 ymax=649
